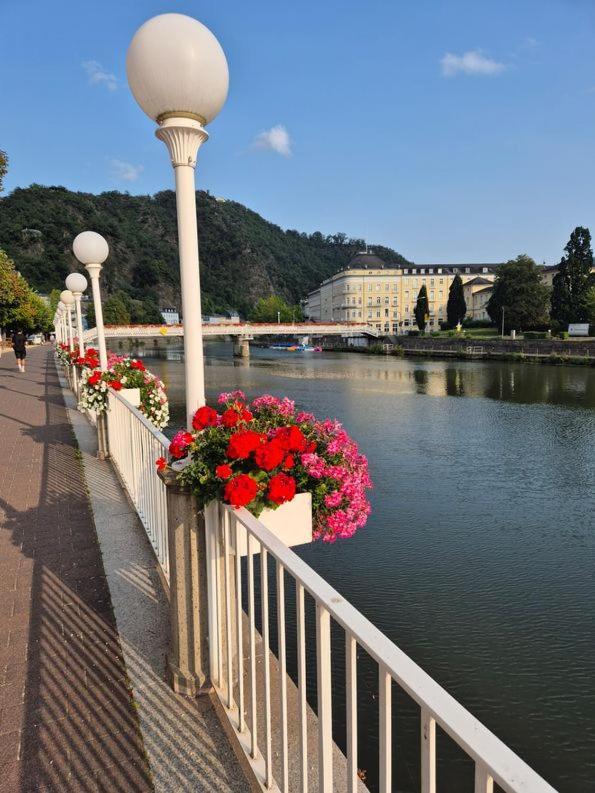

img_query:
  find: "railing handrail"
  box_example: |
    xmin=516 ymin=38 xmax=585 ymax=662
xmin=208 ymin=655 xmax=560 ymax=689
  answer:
xmin=226 ymin=503 xmax=556 ymax=793
xmin=108 ymin=387 xmax=169 ymax=451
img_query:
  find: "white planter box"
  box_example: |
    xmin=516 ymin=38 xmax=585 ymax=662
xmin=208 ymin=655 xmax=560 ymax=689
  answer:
xmin=235 ymin=492 xmax=313 ymax=557
xmin=120 ymin=387 xmax=141 ymax=408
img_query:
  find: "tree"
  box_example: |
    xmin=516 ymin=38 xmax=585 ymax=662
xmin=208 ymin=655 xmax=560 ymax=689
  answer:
xmin=446 ymin=274 xmax=466 ymax=328
xmin=103 ymin=294 xmax=131 ymax=325
xmin=550 ymin=226 xmax=594 ymax=325
xmin=414 ymin=285 xmax=429 ymax=333
xmin=0 ymin=248 xmax=51 ymax=333
xmin=585 ymin=286 xmax=595 ymax=325
xmin=249 ymin=296 xmax=303 ymax=323
xmin=486 ymin=255 xmax=549 ymax=332
xmin=0 ymin=149 xmax=7 ymax=193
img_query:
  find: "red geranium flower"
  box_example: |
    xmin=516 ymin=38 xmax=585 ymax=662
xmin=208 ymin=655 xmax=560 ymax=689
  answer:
xmin=221 ymin=408 xmax=240 ymax=428
xmin=306 ymin=441 xmax=317 ymax=453
xmin=283 ymin=455 xmax=295 ymax=469
xmin=274 ymin=426 xmax=307 ymax=453
xmin=155 ymin=457 xmax=167 ymax=471
xmin=227 ymin=430 xmax=264 ymax=460
xmin=130 ymin=360 xmax=145 ymax=371
xmin=241 ymin=409 xmax=253 ymax=423
xmin=267 ymin=473 xmax=296 ymax=505
xmin=224 ymin=474 xmax=258 ymax=508
xmin=192 ymin=405 xmax=218 ymax=431
xmin=215 ymin=463 xmax=233 ymax=480
xmin=108 ymin=380 xmax=122 ymax=391
xmin=88 ymin=371 xmax=101 ymax=386
xmin=169 ymin=430 xmax=194 ymax=459
xmin=254 ymin=440 xmax=285 ymax=472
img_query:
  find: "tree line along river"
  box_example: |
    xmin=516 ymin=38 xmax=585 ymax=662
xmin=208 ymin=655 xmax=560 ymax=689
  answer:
xmin=112 ymin=340 xmax=595 ymax=792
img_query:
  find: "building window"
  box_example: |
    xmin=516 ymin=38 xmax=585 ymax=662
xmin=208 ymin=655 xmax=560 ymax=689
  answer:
xmin=482 ymin=267 xmax=488 ymax=273
xmin=430 ymin=279 xmax=435 ymax=286
xmin=439 ymin=278 xmax=444 ymax=285
xmin=439 ymin=291 xmax=443 ymax=298
xmin=384 ymin=309 xmax=389 ymax=317
xmin=385 ymin=284 xmax=389 ymax=291
xmin=376 ymin=297 xmax=381 ymax=304
xmin=465 ymin=267 xmax=470 ymax=273
xmin=438 ymin=268 xmax=443 ymax=274
xmin=430 ymin=291 xmax=435 ymax=300
xmin=376 ymin=310 xmax=380 ymax=318
xmin=404 ymin=268 xmax=408 ymax=274
xmin=392 ymin=322 xmax=399 ymax=333
xmin=429 ymin=268 xmax=433 ymax=274
xmin=384 ymin=297 xmax=389 ymax=305
xmin=367 ymin=311 xmax=372 ymax=319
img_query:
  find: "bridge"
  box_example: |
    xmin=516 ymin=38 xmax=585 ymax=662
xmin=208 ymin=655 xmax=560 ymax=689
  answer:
xmin=83 ymin=321 xmax=379 ymax=357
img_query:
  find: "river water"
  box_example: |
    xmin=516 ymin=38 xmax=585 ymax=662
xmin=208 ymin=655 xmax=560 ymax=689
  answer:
xmin=116 ymin=341 xmax=595 ymax=792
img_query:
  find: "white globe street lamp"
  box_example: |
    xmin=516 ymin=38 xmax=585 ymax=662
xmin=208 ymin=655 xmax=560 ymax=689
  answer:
xmin=127 ymin=13 xmax=229 ymax=428
xmin=73 ymin=231 xmax=109 ymax=370
xmin=65 ymin=272 xmax=88 ymax=355
xmin=56 ymin=303 xmax=64 ymax=345
xmin=60 ymin=289 xmax=75 ymax=352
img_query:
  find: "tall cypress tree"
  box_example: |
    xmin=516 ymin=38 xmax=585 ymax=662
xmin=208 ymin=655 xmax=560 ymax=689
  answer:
xmin=550 ymin=226 xmax=594 ymax=324
xmin=446 ymin=274 xmax=467 ymax=328
xmin=414 ymin=284 xmax=429 ymax=333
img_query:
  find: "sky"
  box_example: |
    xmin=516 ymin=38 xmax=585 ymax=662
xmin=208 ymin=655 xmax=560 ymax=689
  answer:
xmin=1 ymin=0 xmax=595 ymax=264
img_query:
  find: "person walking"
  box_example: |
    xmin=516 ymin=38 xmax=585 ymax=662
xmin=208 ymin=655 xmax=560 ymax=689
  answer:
xmin=12 ymin=330 xmax=27 ymax=372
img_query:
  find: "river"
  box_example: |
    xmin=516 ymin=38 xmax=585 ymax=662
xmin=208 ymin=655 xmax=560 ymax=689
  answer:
xmin=114 ymin=340 xmax=595 ymax=792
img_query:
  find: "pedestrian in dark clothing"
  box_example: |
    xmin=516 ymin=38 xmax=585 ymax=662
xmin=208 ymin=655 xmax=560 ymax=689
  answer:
xmin=12 ymin=331 xmax=27 ymax=372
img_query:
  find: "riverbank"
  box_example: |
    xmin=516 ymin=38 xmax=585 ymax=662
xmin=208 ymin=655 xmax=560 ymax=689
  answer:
xmin=330 ymin=336 xmax=595 ymax=366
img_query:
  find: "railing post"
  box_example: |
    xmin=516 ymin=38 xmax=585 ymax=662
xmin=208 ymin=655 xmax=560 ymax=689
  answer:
xmin=96 ymin=412 xmax=110 ymax=459
xmin=158 ymin=467 xmax=210 ymax=696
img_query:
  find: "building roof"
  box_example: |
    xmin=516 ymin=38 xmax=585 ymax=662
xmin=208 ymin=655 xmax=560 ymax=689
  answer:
xmin=463 ymin=276 xmax=494 ymax=287
xmin=348 ymin=252 xmax=387 ymax=269
xmin=475 ymin=286 xmax=494 ymax=295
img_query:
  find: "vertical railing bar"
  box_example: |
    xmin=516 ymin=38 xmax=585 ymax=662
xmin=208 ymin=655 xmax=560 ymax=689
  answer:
xmin=205 ymin=502 xmax=220 ymax=686
xmin=215 ymin=503 xmax=223 ymax=689
xmin=316 ymin=603 xmax=333 ymax=793
xmin=346 ymin=632 xmax=358 ymax=793
xmin=276 ymin=562 xmax=288 ymax=792
xmin=378 ymin=664 xmax=392 ymax=793
xmin=247 ymin=530 xmax=258 ymax=759
xmin=224 ymin=510 xmax=233 ymax=710
xmin=474 ymin=763 xmax=494 ymax=793
xmin=261 ymin=547 xmax=273 ymax=788
xmin=421 ymin=707 xmax=437 ymax=793
xmin=234 ymin=516 xmax=245 ymax=733
xmin=296 ymin=582 xmax=308 ymax=793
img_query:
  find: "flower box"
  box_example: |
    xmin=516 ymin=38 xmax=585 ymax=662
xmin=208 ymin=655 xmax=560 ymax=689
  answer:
xmin=120 ymin=387 xmax=141 ymax=408
xmin=234 ymin=493 xmax=312 ymax=557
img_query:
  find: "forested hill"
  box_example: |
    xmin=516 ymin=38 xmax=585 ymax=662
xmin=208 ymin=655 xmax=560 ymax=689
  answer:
xmin=0 ymin=185 xmax=410 ymax=316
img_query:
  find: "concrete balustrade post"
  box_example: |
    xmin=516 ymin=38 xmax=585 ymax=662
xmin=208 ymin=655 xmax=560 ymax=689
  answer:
xmin=158 ymin=467 xmax=210 ymax=696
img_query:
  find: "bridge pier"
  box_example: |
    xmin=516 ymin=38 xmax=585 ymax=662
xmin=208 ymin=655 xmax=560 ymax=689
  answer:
xmin=233 ymin=336 xmax=251 ymax=359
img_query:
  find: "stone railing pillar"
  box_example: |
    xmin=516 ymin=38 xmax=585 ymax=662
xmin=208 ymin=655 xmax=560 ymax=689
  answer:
xmin=158 ymin=468 xmax=210 ymax=696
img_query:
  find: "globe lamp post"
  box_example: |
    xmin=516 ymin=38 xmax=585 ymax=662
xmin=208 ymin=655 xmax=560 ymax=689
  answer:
xmin=73 ymin=231 xmax=109 ymax=370
xmin=56 ymin=303 xmax=64 ymax=345
xmin=65 ymin=273 xmax=88 ymax=355
xmin=60 ymin=289 xmax=76 ymax=351
xmin=126 ymin=13 xmax=229 ymax=428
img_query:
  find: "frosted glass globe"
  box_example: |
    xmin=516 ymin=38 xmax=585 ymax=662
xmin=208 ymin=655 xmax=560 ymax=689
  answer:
xmin=65 ymin=273 xmax=88 ymax=294
xmin=126 ymin=13 xmax=229 ymax=124
xmin=73 ymin=231 xmax=109 ymax=265
xmin=60 ymin=290 xmax=75 ymax=306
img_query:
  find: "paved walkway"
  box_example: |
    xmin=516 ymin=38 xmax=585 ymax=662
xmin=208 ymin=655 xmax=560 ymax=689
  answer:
xmin=0 ymin=347 xmax=153 ymax=792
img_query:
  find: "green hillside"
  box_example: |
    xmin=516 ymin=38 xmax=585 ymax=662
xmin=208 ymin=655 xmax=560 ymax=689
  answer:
xmin=0 ymin=184 xmax=410 ymax=317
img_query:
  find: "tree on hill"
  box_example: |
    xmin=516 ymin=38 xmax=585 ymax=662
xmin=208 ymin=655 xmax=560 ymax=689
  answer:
xmin=486 ymin=255 xmax=549 ymax=332
xmin=0 ymin=150 xmax=7 ymax=193
xmin=550 ymin=226 xmax=594 ymax=325
xmin=103 ymin=293 xmax=131 ymax=325
xmin=249 ymin=296 xmax=303 ymax=323
xmin=414 ymin=285 xmax=429 ymax=333
xmin=446 ymin=274 xmax=466 ymax=328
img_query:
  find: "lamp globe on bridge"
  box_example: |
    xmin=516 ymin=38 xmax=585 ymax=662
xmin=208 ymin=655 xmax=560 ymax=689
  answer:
xmin=73 ymin=231 xmax=109 ymax=370
xmin=126 ymin=12 xmax=229 ymax=428
xmin=60 ymin=290 xmax=76 ymax=351
xmin=65 ymin=273 xmax=87 ymax=355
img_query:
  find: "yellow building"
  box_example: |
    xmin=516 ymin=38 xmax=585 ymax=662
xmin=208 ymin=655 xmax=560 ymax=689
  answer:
xmin=462 ymin=277 xmax=494 ymax=321
xmin=304 ymin=252 xmax=499 ymax=333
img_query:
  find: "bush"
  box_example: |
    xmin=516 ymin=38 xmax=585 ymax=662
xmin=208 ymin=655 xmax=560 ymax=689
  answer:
xmin=367 ymin=343 xmax=385 ymax=354
xmin=430 ymin=331 xmax=440 ymax=337
xmin=462 ymin=319 xmax=494 ymax=328
xmin=408 ymin=330 xmax=420 ymax=337
xmin=391 ymin=345 xmax=404 ymax=357
xmin=559 ymin=331 xmax=569 ymax=340
xmin=523 ymin=331 xmax=548 ymax=340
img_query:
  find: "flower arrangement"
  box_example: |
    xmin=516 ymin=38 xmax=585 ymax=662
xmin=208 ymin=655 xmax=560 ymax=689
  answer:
xmin=79 ymin=355 xmax=169 ymax=430
xmin=56 ymin=343 xmax=72 ymax=365
xmin=168 ymin=391 xmax=372 ymax=543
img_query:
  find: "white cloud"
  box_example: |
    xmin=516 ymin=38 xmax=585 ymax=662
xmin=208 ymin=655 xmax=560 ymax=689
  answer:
xmin=110 ymin=159 xmax=144 ymax=182
xmin=253 ymin=125 xmax=292 ymax=157
xmin=82 ymin=60 xmax=118 ymax=91
xmin=440 ymin=50 xmax=506 ymax=78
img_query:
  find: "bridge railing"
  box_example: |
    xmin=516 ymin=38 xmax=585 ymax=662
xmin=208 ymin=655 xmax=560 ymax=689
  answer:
xmin=106 ymin=389 xmax=170 ymax=582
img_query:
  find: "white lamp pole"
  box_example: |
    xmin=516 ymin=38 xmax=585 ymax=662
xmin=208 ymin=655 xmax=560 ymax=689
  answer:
xmin=56 ymin=305 xmax=63 ymax=344
xmin=73 ymin=232 xmax=109 ymax=370
xmin=60 ymin=290 xmax=76 ymax=352
xmin=65 ymin=273 xmax=88 ymax=355
xmin=127 ymin=13 xmax=229 ymax=428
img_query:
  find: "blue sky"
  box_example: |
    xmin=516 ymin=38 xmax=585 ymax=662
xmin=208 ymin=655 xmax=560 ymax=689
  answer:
xmin=1 ymin=0 xmax=594 ymax=264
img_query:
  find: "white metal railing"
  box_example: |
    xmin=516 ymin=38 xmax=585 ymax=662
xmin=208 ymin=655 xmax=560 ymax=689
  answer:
xmin=106 ymin=390 xmax=170 ymax=581
xmin=205 ymin=502 xmax=557 ymax=793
